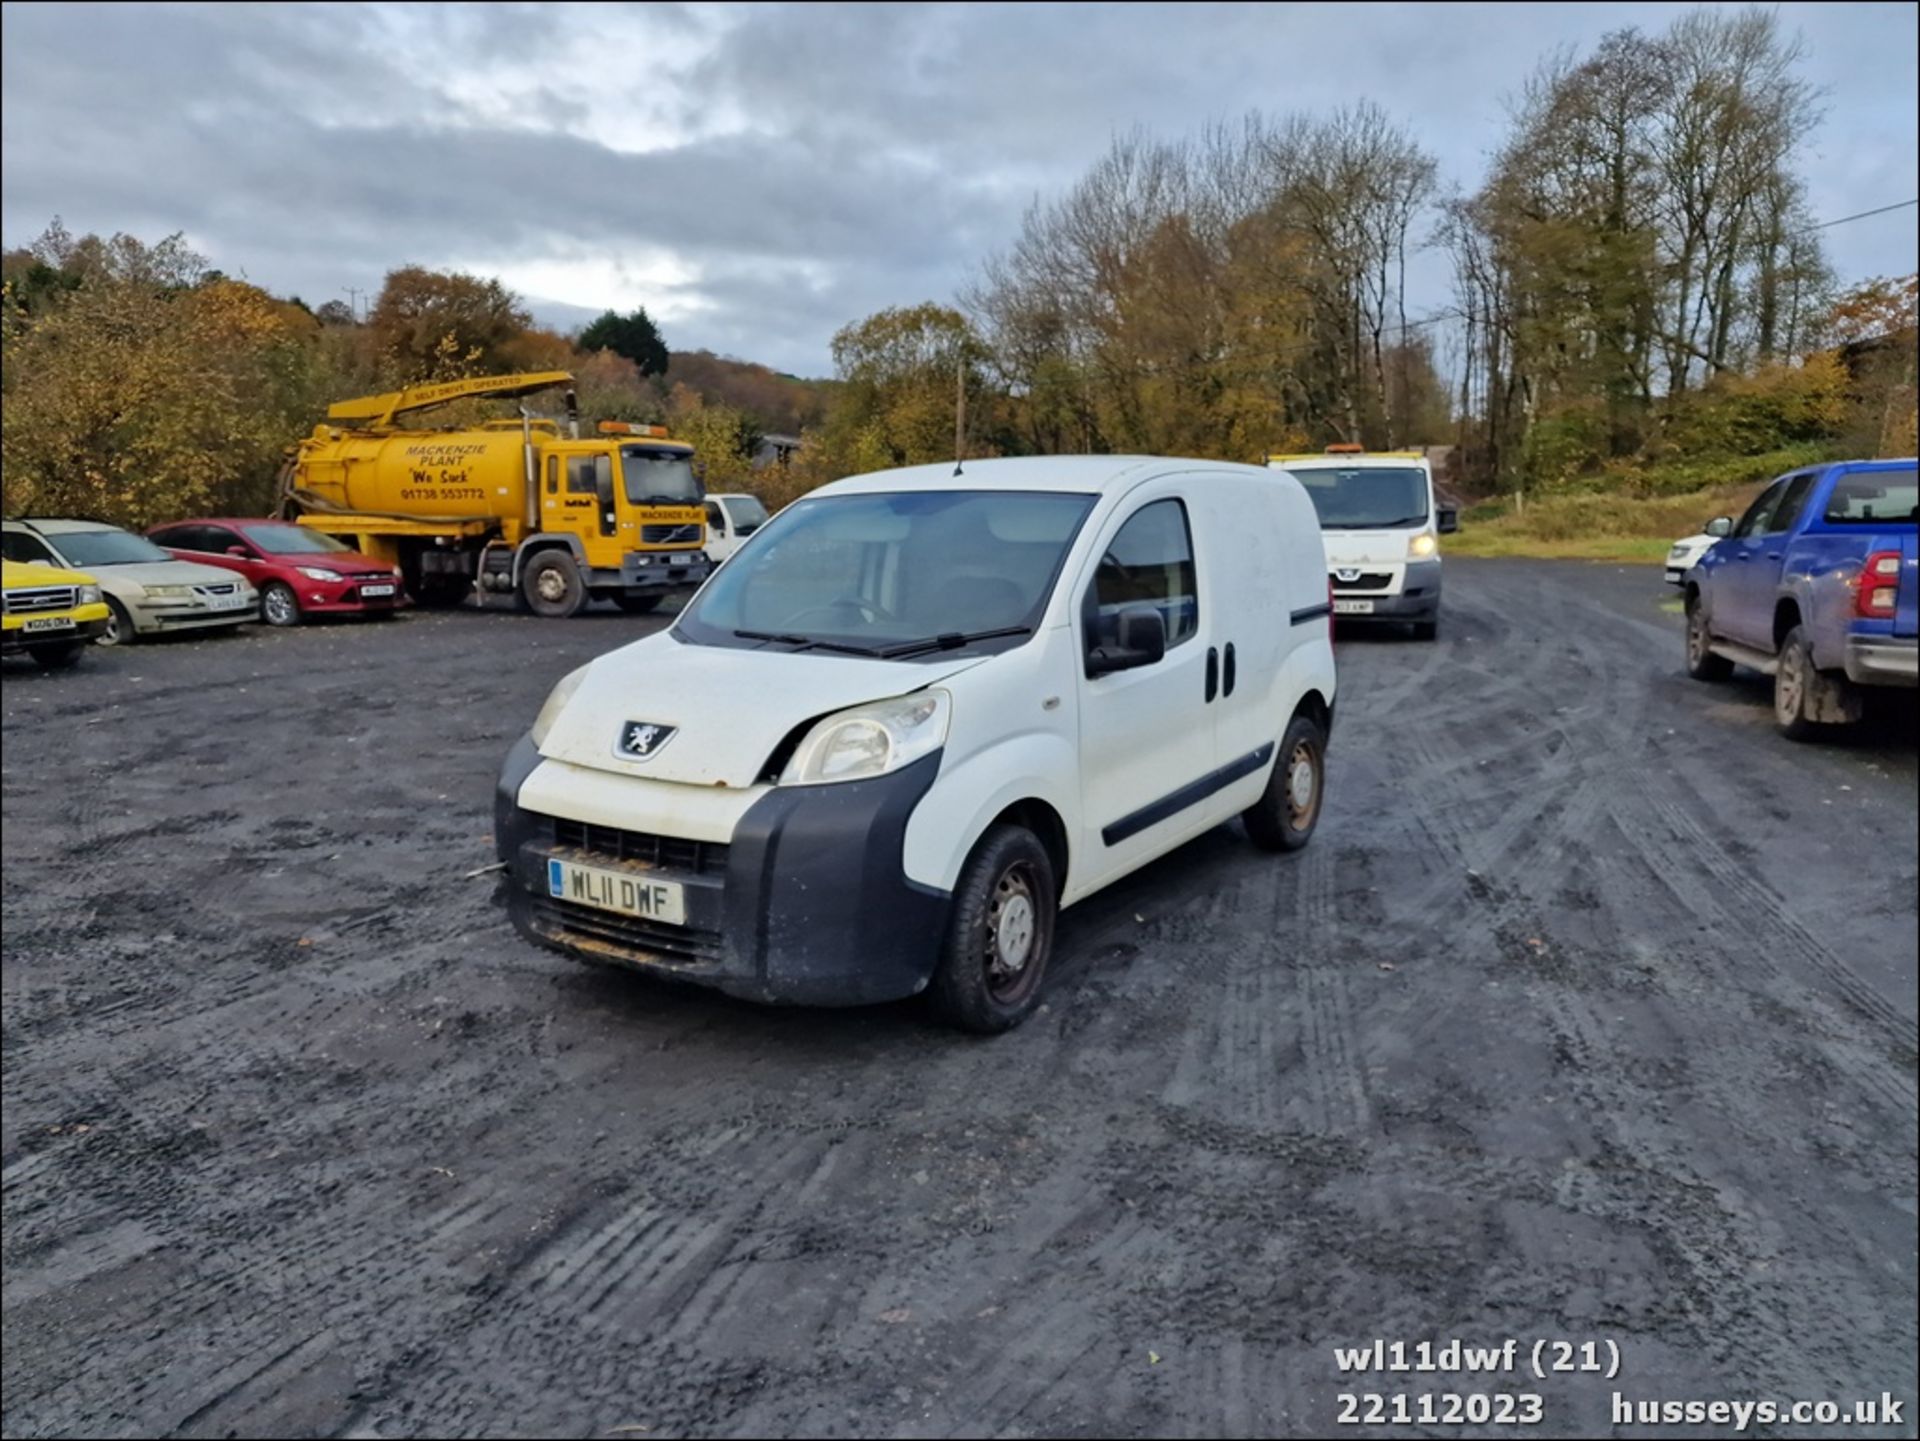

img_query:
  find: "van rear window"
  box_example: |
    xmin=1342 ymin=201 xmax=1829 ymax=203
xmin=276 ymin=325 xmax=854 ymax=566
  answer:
xmin=1824 ymin=468 xmax=1917 ymax=525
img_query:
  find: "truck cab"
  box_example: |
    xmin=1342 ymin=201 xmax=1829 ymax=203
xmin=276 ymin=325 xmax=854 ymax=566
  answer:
xmin=1267 ymin=447 xmax=1458 ymax=639
xmin=703 ymin=492 xmax=772 ymax=564
xmin=1684 ymin=458 xmax=1917 ymax=739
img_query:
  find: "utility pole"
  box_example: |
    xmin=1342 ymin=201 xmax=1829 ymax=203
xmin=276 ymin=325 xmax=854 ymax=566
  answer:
xmin=343 ymin=286 xmax=364 ymax=321
xmin=953 ymin=351 xmax=966 ymax=475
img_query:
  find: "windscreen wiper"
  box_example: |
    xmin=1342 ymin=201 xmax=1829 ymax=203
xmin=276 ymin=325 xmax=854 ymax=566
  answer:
xmin=732 ymin=628 xmax=884 ymax=657
xmin=878 ymin=625 xmax=1033 ymax=659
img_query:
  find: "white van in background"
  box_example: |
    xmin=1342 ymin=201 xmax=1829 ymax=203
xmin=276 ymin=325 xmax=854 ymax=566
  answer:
xmin=1268 ymin=446 xmax=1458 ymax=640
xmin=703 ymin=492 xmax=772 ymax=564
xmin=496 ymin=456 xmax=1336 ymax=1032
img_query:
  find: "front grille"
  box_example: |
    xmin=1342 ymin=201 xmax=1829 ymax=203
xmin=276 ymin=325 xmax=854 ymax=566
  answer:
xmin=4 ymin=585 xmax=77 ymax=614
xmin=529 ymin=894 xmax=724 ymax=967
xmin=547 ymin=814 xmax=730 ymax=876
xmin=194 ymin=581 xmax=239 ymax=596
xmin=641 ymin=523 xmax=701 ymax=545
xmin=1330 ymin=572 xmax=1393 ymax=591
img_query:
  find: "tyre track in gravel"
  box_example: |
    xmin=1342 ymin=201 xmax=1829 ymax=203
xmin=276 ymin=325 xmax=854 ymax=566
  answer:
xmin=4 ymin=569 xmax=1914 ymax=1439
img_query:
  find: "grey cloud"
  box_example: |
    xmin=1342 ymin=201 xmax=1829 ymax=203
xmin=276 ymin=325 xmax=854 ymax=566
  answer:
xmin=4 ymin=1 xmax=1914 ymax=376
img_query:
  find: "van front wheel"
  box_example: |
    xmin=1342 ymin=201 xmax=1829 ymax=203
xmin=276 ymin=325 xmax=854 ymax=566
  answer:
xmin=1244 ymin=713 xmax=1326 ymax=852
xmin=928 ymin=824 xmax=1057 ymax=1034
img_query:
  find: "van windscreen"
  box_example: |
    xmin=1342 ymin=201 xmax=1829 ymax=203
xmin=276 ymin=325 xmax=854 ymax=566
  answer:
xmin=1290 ymin=467 xmax=1429 ymax=529
xmin=676 ymin=490 xmax=1095 ymax=660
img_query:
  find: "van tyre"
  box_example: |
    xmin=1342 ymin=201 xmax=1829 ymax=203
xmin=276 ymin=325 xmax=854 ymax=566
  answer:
xmin=522 ymin=551 xmax=586 ymax=618
xmin=96 ymin=598 xmax=133 ymax=647
xmin=1685 ymin=594 xmax=1733 ymax=680
xmin=1244 ymin=713 xmax=1326 ymax=852
xmin=928 ymin=824 xmax=1057 ymax=1034
xmin=261 ymin=582 xmax=301 ymax=627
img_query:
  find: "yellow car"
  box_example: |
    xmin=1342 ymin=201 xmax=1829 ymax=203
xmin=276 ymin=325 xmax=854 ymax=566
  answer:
xmin=2 ymin=557 xmax=111 ymax=669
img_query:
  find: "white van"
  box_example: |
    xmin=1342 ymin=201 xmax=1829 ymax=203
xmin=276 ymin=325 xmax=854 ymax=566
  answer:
xmin=495 ymin=456 xmax=1336 ymax=1031
xmin=1267 ymin=447 xmax=1457 ymax=639
xmin=703 ymin=492 xmax=772 ymax=565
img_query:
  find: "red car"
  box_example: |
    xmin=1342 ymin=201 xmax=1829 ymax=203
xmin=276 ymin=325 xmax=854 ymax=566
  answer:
xmin=147 ymin=518 xmax=407 ymax=627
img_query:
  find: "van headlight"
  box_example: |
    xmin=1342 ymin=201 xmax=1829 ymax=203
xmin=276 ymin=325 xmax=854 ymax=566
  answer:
xmin=530 ymin=664 xmax=590 ymax=746
xmin=780 ymin=690 xmax=950 ymax=786
xmin=77 ymin=584 xmax=102 ymax=604
xmin=1408 ymin=533 xmax=1437 ymax=559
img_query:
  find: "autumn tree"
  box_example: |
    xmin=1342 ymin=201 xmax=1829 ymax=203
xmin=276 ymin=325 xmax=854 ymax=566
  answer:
xmin=827 ymin=303 xmax=996 ymax=468
xmin=367 ymin=265 xmax=531 ymax=381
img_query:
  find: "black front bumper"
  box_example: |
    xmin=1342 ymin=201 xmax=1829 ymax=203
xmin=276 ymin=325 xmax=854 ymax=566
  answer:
xmin=494 ymin=735 xmax=951 ymax=1006
xmin=3 ymin=616 xmax=108 ymax=652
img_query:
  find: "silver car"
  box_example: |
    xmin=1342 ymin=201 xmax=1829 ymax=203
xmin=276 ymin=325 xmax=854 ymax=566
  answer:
xmin=1 ymin=519 xmax=259 ymax=644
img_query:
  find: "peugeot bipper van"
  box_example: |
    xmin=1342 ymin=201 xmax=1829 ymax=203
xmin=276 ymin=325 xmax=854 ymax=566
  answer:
xmin=1267 ymin=447 xmax=1458 ymax=640
xmin=495 ymin=456 xmax=1336 ymax=1032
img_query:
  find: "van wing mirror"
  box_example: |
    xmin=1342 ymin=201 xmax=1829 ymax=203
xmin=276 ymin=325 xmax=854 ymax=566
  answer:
xmin=1705 ymin=516 xmax=1733 ymax=538
xmin=1437 ymin=505 xmax=1460 ymax=535
xmin=1087 ymin=604 xmax=1167 ymax=677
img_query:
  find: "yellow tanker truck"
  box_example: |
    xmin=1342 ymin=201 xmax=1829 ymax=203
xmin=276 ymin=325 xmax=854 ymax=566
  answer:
xmin=281 ymin=371 xmax=711 ymax=616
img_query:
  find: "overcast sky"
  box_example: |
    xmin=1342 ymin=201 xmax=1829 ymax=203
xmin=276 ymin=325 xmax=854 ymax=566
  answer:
xmin=3 ymin=1 xmax=1915 ymax=376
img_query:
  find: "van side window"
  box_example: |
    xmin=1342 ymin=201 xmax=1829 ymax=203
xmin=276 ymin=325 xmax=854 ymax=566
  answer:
xmin=1088 ymin=499 xmax=1198 ymax=650
xmin=704 ymin=501 xmax=726 ymax=533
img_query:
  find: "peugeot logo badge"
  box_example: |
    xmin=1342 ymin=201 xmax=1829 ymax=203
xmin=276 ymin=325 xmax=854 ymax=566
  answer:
xmin=1334 ymin=568 xmax=1361 ymax=583
xmin=616 ymin=720 xmax=677 ymax=761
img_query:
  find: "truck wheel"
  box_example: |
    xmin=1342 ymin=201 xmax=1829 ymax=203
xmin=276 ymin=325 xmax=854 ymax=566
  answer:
xmin=1773 ymin=625 xmax=1850 ymax=741
xmin=613 ymin=594 xmax=662 ymax=615
xmin=261 ymin=582 xmax=301 ymax=627
xmin=1243 ymin=712 xmax=1326 ymax=852
xmin=521 ymin=551 xmax=586 ymax=619
xmin=96 ymin=598 xmax=134 ymax=646
xmin=1685 ymin=594 xmax=1733 ymax=680
xmin=31 ymin=640 xmax=86 ymax=670
xmin=928 ymin=824 xmax=1057 ymax=1034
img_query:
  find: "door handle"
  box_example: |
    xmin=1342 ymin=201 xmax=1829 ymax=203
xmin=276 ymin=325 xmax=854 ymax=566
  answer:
xmin=1223 ymin=642 xmax=1237 ymax=697
xmin=1765 ymin=550 xmax=1782 ymax=560
xmin=1205 ymin=646 xmax=1219 ymax=702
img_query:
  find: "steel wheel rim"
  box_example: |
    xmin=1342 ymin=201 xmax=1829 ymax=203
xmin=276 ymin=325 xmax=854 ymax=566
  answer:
xmin=984 ymin=862 xmax=1043 ymax=1004
xmin=1286 ymin=738 xmax=1320 ymax=829
xmin=1687 ymin=608 xmax=1709 ymax=665
xmin=265 ymin=589 xmax=294 ymax=625
xmin=536 ymin=569 xmax=568 ymax=602
xmin=98 ymin=607 xmax=122 ymax=645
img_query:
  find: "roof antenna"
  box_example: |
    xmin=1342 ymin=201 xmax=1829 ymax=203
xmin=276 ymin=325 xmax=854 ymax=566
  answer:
xmin=952 ymin=350 xmax=966 ymax=476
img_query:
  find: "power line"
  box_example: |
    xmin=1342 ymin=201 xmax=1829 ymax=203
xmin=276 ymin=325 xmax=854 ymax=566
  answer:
xmin=1801 ymin=198 xmax=1917 ymax=233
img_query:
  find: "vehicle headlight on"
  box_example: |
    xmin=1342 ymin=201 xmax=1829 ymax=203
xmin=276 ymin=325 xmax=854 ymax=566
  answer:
xmin=780 ymin=690 xmax=950 ymax=786
xmin=143 ymin=584 xmax=190 ymax=597
xmin=298 ymin=566 xmax=343 ymax=582
xmin=530 ymin=664 xmax=591 ymax=747
xmin=77 ymin=584 xmax=102 ymax=604
xmin=1408 ymin=532 xmax=1438 ymax=559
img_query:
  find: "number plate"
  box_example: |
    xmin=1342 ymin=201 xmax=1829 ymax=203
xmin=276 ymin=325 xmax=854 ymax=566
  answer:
xmin=548 ymin=858 xmax=686 ymax=926
xmin=359 ymin=584 xmax=396 ymax=598
xmin=22 ymin=616 xmax=74 ymax=633
xmin=207 ymin=594 xmax=249 ymax=612
xmin=1333 ymin=599 xmax=1375 ymax=615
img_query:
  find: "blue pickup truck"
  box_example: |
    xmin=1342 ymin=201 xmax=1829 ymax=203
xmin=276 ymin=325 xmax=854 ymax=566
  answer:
xmin=1684 ymin=458 xmax=1917 ymax=739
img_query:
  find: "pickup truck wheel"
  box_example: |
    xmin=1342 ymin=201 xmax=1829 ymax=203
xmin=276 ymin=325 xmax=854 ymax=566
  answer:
xmin=1774 ymin=625 xmax=1851 ymax=741
xmin=31 ymin=640 xmax=86 ymax=670
xmin=1243 ymin=713 xmax=1326 ymax=852
xmin=1685 ymin=595 xmax=1733 ymax=680
xmin=928 ymin=824 xmax=1057 ymax=1034
xmin=521 ymin=552 xmax=586 ymax=619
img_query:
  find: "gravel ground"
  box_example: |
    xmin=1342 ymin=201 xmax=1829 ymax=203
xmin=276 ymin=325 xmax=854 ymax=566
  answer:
xmin=3 ymin=559 xmax=1915 ymax=1439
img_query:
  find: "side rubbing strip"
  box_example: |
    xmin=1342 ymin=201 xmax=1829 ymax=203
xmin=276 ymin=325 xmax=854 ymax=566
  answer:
xmin=1102 ymin=742 xmax=1276 ymax=846
xmin=1291 ymin=602 xmax=1332 ymax=625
